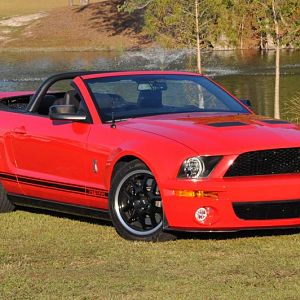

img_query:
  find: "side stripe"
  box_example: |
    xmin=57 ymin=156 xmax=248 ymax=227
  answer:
xmin=0 ymin=172 xmax=108 ymax=199
xmin=0 ymin=172 xmax=17 ymax=182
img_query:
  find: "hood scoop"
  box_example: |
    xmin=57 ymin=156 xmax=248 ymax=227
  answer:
xmin=207 ymin=121 xmax=248 ymax=127
xmin=260 ymin=119 xmax=291 ymax=125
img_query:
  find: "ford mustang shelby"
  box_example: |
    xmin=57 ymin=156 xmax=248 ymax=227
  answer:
xmin=0 ymin=71 xmax=300 ymax=241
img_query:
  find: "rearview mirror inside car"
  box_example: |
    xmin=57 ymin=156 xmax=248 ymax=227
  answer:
xmin=137 ymin=82 xmax=167 ymax=91
xmin=240 ymin=99 xmax=252 ymax=109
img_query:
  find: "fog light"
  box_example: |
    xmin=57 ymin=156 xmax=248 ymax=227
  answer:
xmin=195 ymin=206 xmax=219 ymax=225
xmin=195 ymin=207 xmax=208 ymax=222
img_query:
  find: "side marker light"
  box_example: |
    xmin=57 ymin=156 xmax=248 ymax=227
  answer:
xmin=174 ymin=190 xmax=218 ymax=199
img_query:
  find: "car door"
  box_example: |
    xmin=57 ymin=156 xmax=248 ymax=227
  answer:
xmin=9 ymin=91 xmax=92 ymax=206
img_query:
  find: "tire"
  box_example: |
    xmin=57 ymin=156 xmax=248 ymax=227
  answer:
xmin=109 ymin=160 xmax=176 ymax=242
xmin=0 ymin=182 xmax=15 ymax=213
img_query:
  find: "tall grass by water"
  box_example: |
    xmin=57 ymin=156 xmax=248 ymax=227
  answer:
xmin=282 ymin=92 xmax=300 ymax=124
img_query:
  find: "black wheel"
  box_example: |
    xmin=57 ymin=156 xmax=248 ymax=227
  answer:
xmin=0 ymin=182 xmax=15 ymax=213
xmin=109 ymin=160 xmax=175 ymax=241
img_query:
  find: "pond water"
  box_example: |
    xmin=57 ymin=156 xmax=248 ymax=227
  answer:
xmin=0 ymin=49 xmax=299 ymax=118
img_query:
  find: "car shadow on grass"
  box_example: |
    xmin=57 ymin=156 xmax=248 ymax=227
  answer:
xmin=17 ymin=206 xmax=112 ymax=227
xmin=173 ymin=228 xmax=300 ymax=241
xmin=17 ymin=206 xmax=300 ymax=241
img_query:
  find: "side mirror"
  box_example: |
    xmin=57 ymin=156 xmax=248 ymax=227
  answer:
xmin=49 ymin=105 xmax=87 ymax=121
xmin=240 ymin=99 xmax=252 ymax=109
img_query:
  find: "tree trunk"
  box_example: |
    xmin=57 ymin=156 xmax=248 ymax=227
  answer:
xmin=272 ymin=0 xmax=280 ymax=119
xmin=68 ymin=0 xmax=74 ymax=6
xmin=260 ymin=33 xmax=264 ymax=50
xmin=274 ymin=38 xmax=280 ymax=119
xmin=240 ymin=15 xmax=245 ymax=49
xmin=195 ymin=0 xmax=202 ymax=74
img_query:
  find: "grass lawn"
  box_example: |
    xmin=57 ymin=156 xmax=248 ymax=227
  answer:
xmin=0 ymin=0 xmax=103 ymax=18
xmin=0 ymin=209 xmax=299 ymax=299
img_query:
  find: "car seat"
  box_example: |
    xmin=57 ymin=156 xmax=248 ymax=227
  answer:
xmin=137 ymin=90 xmax=162 ymax=108
xmin=52 ymin=90 xmax=80 ymax=112
xmin=37 ymin=95 xmax=57 ymax=115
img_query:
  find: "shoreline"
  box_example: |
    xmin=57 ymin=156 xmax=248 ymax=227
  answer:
xmin=0 ymin=47 xmax=122 ymax=53
xmin=0 ymin=47 xmax=299 ymax=53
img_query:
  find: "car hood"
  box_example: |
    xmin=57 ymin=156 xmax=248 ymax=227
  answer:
xmin=121 ymin=113 xmax=300 ymax=155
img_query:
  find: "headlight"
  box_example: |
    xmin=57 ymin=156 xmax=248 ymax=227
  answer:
xmin=178 ymin=156 xmax=223 ymax=179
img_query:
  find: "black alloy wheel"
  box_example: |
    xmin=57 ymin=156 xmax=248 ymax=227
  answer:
xmin=109 ymin=160 xmax=175 ymax=241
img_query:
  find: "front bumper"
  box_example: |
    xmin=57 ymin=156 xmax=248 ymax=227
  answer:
xmin=161 ymin=174 xmax=300 ymax=231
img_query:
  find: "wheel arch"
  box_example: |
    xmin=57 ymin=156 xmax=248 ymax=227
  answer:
xmin=106 ymin=146 xmax=167 ymax=190
xmin=111 ymin=155 xmax=141 ymax=181
xmin=104 ymin=133 xmax=197 ymax=192
xmin=109 ymin=154 xmax=154 ymax=185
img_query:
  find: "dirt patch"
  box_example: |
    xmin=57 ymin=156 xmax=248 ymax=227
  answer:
xmin=0 ymin=12 xmax=47 ymax=46
xmin=1 ymin=2 xmax=152 ymax=50
xmin=0 ymin=13 xmax=47 ymax=27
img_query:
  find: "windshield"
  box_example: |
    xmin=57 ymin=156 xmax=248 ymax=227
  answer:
xmin=85 ymin=75 xmax=249 ymax=122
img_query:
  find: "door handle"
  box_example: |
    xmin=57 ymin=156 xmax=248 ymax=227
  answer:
xmin=13 ymin=126 xmax=27 ymax=135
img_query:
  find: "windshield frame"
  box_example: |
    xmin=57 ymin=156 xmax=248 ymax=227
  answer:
xmin=83 ymin=73 xmax=251 ymax=123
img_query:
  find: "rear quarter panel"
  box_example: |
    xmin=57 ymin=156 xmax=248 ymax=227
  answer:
xmin=0 ymin=91 xmax=33 ymax=194
xmin=0 ymin=92 xmax=34 ymax=99
xmin=0 ymin=110 xmax=24 ymax=194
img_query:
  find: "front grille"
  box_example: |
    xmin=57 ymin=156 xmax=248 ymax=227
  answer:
xmin=233 ymin=200 xmax=300 ymax=220
xmin=225 ymin=148 xmax=300 ymax=177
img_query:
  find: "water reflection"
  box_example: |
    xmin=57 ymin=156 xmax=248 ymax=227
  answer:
xmin=0 ymin=49 xmax=299 ymax=118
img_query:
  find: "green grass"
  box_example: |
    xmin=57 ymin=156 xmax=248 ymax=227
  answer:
xmin=0 ymin=209 xmax=299 ymax=299
xmin=0 ymin=0 xmax=102 ymax=18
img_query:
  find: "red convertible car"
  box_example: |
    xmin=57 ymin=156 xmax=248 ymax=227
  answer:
xmin=0 ymin=71 xmax=299 ymax=241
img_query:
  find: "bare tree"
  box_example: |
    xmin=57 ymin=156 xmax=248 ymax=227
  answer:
xmin=272 ymin=0 xmax=280 ymax=119
xmin=258 ymin=0 xmax=300 ymax=119
xmin=121 ymin=0 xmax=204 ymax=74
xmin=195 ymin=0 xmax=201 ymax=73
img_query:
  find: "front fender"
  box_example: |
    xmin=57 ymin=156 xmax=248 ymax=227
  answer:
xmin=104 ymin=130 xmax=197 ymax=191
